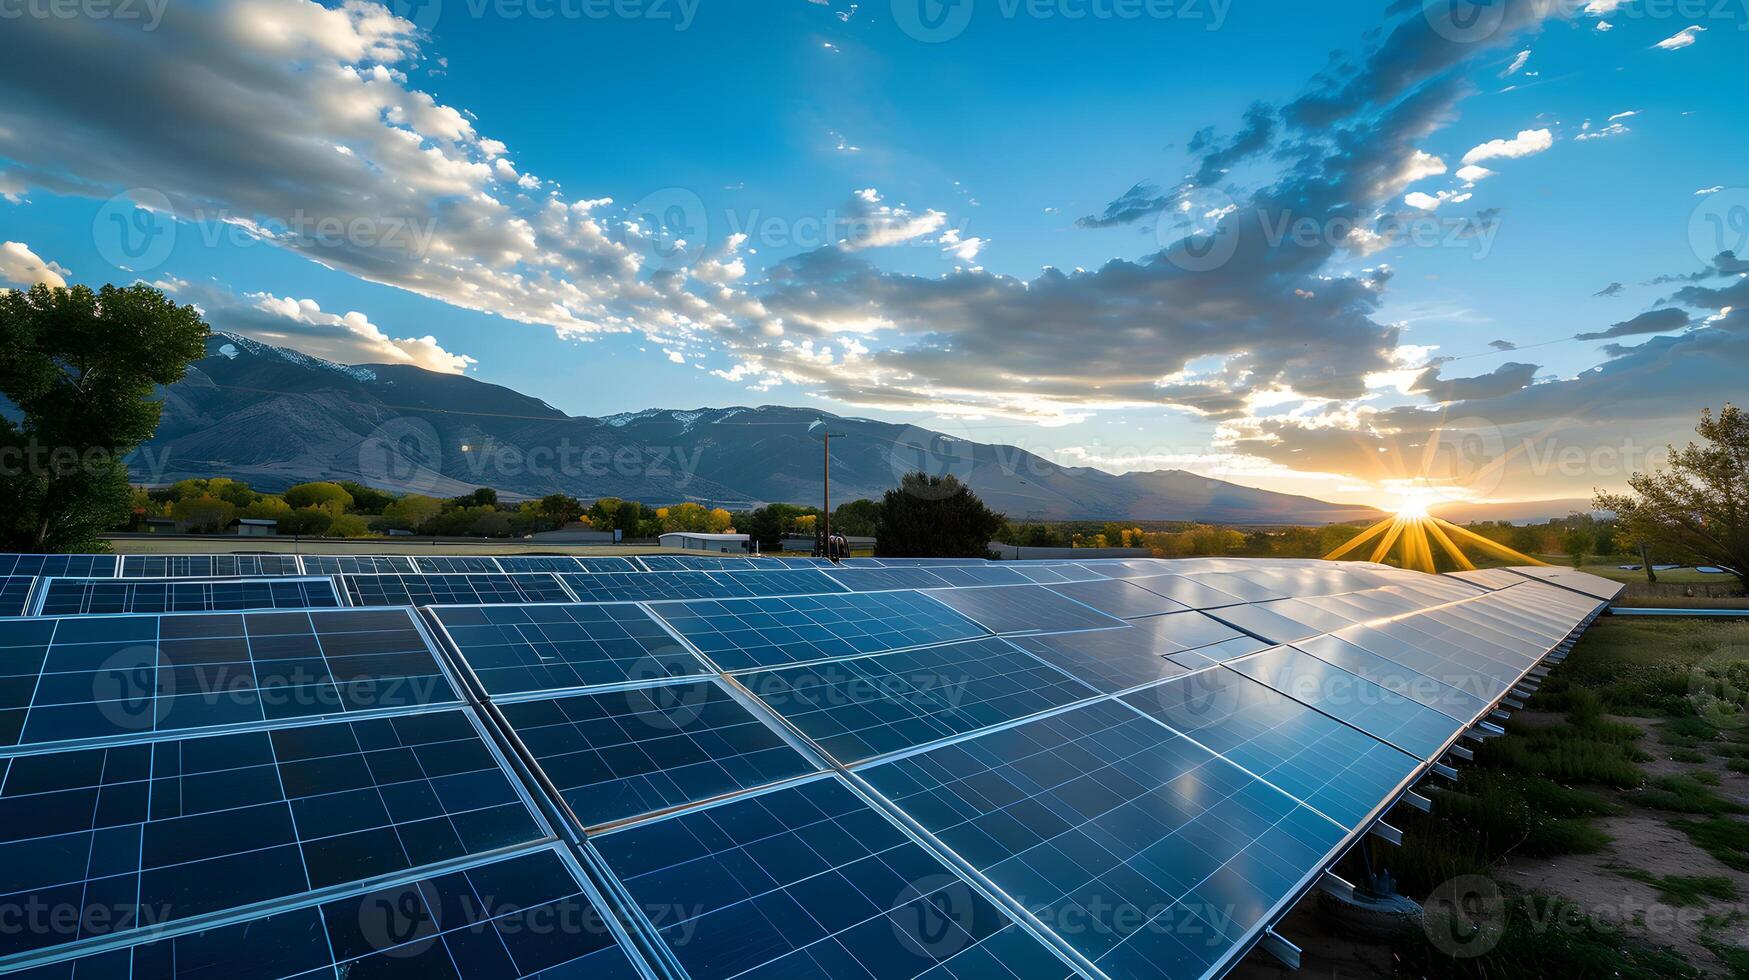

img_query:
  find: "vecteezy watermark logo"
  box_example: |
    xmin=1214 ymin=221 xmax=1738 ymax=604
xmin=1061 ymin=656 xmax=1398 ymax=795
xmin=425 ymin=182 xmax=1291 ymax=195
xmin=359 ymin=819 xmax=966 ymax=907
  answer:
xmin=0 ymin=0 xmax=170 ymax=30
xmin=887 ymin=424 xmax=979 ymax=499
xmin=1689 ymin=187 xmax=1749 ymax=266
xmin=1422 ymin=0 xmax=1509 ymax=44
xmin=358 ymin=417 xmax=445 ymax=496
xmin=631 ymin=187 xmax=708 ymax=269
xmin=622 ymin=662 xmax=711 ymax=731
xmin=392 ymin=0 xmax=444 ymax=30
xmin=92 ymin=645 xmax=164 ymax=733
xmin=357 ymin=884 xmax=442 ymax=959
xmin=893 ymin=0 xmax=975 ymax=41
xmin=1159 ymin=187 xmax=1241 ymax=272
xmin=892 ymin=875 xmax=978 ymax=958
xmin=1422 ymin=875 xmax=1506 ymax=958
xmin=93 ymin=188 xmax=176 ymax=273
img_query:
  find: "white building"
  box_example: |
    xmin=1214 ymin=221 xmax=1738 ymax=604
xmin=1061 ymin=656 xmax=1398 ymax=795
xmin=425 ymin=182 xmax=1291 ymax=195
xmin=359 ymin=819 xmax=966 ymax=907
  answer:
xmin=658 ymin=531 xmax=751 ymax=554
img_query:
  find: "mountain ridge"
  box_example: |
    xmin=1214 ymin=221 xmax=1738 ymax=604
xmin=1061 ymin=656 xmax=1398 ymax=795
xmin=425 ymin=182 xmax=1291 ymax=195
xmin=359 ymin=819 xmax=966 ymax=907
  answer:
xmin=130 ymin=333 xmax=1389 ymax=523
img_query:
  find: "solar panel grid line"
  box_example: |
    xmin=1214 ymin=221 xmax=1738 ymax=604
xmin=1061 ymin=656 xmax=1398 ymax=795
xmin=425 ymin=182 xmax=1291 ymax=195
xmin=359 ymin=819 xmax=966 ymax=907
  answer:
xmin=1 ymin=606 xmax=469 ymax=759
xmin=0 ymin=840 xmax=632 ymax=977
xmin=29 ymin=575 xmax=345 ymax=617
xmin=586 ymin=771 xmax=1088 ymax=980
xmin=0 ymin=705 xmax=559 ymax=968
xmin=850 ymin=699 xmax=1352 ymax=980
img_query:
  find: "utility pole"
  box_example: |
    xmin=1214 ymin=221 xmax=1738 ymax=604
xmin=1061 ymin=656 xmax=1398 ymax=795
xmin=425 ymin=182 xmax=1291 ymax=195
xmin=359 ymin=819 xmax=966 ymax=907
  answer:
xmin=808 ymin=420 xmax=845 ymax=560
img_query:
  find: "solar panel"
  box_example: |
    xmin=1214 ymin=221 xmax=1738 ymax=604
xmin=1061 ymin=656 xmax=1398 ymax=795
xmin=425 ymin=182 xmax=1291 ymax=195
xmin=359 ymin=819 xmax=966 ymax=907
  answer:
xmin=1502 ymin=565 xmax=1626 ymax=601
xmin=16 ymin=844 xmax=647 ymax=979
xmin=578 ymin=556 xmax=645 ymax=573
xmin=0 ymin=709 xmax=548 ymax=958
xmin=0 ymin=576 xmax=36 ymax=617
xmin=411 ymin=556 xmax=504 ymax=574
xmin=592 ymin=776 xmax=1073 ymax=980
xmin=0 ymin=608 xmax=461 ymax=751
xmin=493 ymin=555 xmax=586 ymax=573
xmin=0 ymin=554 xmax=118 ymax=578
xmin=715 ymin=568 xmax=848 ymax=596
xmin=1445 ymin=568 xmax=1526 ymax=591
xmin=298 ymin=554 xmax=417 ymax=574
xmin=649 ymin=591 xmax=990 ymax=672
xmin=924 ymin=584 xmax=1129 ymax=636
xmin=498 ymin=680 xmax=816 ymax=828
xmin=118 ymin=555 xmax=303 ymax=578
xmin=1122 ymin=669 xmax=1423 ymax=829
xmin=1044 ymin=578 xmax=1189 ymax=619
xmin=823 ymin=566 xmax=953 ymax=592
xmin=559 ymin=571 xmax=752 ymax=602
xmin=638 ymin=555 xmax=761 ymax=572
xmin=743 ymin=636 xmax=1093 ymax=764
xmin=1226 ymin=645 xmax=1465 ymax=760
xmin=431 ymin=603 xmax=708 ymax=697
xmin=922 ymin=565 xmax=1030 ymax=587
xmin=35 ymin=576 xmax=341 ymax=616
xmin=1007 ymin=563 xmax=1108 ymax=585
xmin=1007 ymin=611 xmax=1264 ymax=694
xmin=1128 ymin=574 xmax=1248 ymax=609
xmin=859 ymin=698 xmax=1347 ymax=980
xmin=341 ymin=572 xmax=574 ymax=606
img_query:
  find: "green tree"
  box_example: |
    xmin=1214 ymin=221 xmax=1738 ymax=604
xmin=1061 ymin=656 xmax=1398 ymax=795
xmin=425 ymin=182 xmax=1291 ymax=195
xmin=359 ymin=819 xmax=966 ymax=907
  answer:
xmin=831 ymin=499 xmax=881 ymax=537
xmin=1597 ymin=404 xmax=1749 ymax=592
xmin=1561 ymin=527 xmax=1592 ymax=569
xmin=875 ymin=473 xmax=1004 ymax=558
xmin=382 ymin=494 xmax=443 ymax=532
xmin=336 ymin=481 xmax=395 ymax=515
xmin=452 ymin=487 xmax=497 ymax=509
xmin=535 ymin=494 xmax=585 ymax=528
xmin=0 ymin=283 xmax=208 ymax=550
xmin=170 ymin=495 xmax=235 ymax=533
xmin=284 ymin=481 xmax=354 ymax=514
xmin=327 ymin=513 xmax=370 ymax=538
xmin=279 ymin=506 xmax=334 ymax=536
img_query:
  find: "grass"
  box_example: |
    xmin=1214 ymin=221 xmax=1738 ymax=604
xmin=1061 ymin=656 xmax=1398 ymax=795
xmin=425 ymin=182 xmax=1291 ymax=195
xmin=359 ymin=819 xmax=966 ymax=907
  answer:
xmin=1394 ymin=889 xmax=1702 ymax=980
xmin=1670 ymin=817 xmax=1749 ymax=873
xmin=1611 ymin=866 xmax=1737 ymax=906
xmin=1628 ymin=774 xmax=1746 ymax=816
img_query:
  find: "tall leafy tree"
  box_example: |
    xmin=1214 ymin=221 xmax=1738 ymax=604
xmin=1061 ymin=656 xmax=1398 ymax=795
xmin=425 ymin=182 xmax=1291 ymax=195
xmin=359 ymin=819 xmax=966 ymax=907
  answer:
xmin=1596 ymin=404 xmax=1749 ymax=591
xmin=876 ymin=473 xmax=1004 ymax=558
xmin=0 ymin=283 xmax=208 ymax=551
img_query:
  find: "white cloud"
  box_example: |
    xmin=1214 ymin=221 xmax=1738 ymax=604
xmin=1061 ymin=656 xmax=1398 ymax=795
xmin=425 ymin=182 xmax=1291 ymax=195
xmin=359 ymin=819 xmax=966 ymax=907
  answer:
xmin=1404 ymin=190 xmax=1471 ymax=211
xmin=1462 ymin=128 xmax=1554 ymax=164
xmin=1582 ymin=0 xmax=1627 ymax=13
xmin=0 ymin=241 xmax=69 ymax=288
xmin=938 ymin=228 xmax=986 ymax=262
xmin=839 ymin=189 xmax=947 ymax=250
xmin=1653 ymin=25 xmax=1706 ymax=49
xmin=1500 ymin=49 xmax=1531 ymax=77
xmin=1595 ymin=20 xmax=1613 ymax=30
xmin=1696 ymin=185 xmax=1725 ymax=195
xmin=1455 ymin=164 xmax=1496 ymax=183
xmin=1575 ymin=121 xmax=1629 ymax=141
xmin=1608 ymin=110 xmax=1638 ymax=122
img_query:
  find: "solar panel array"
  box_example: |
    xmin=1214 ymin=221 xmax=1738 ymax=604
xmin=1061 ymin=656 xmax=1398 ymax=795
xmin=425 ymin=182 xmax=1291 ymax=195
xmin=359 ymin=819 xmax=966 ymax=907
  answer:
xmin=0 ymin=551 xmax=1621 ymax=978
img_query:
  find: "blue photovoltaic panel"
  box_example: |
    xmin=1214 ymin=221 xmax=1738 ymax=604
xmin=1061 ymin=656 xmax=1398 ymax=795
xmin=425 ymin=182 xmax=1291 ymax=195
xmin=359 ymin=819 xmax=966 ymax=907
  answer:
xmin=1227 ymin=645 xmax=1464 ymax=761
xmin=922 ymin=565 xmax=1031 ymax=588
xmin=36 ymin=577 xmax=341 ymax=616
xmin=1122 ymin=669 xmax=1422 ymax=829
xmin=822 ymin=566 xmax=952 ymax=592
xmin=412 ymin=556 xmax=504 ymax=574
xmin=0 ymin=709 xmax=547 ymax=958
xmin=1007 ymin=563 xmax=1106 ymax=585
xmin=432 ymin=603 xmax=707 ymax=696
xmin=925 ymin=584 xmax=1129 ymax=636
xmin=1007 ymin=612 xmax=1266 ymax=696
xmin=494 ymin=556 xmax=586 ymax=573
xmin=0 ymin=576 xmax=35 ymax=617
xmin=1045 ymin=578 xmax=1189 ymax=619
xmin=578 ymin=556 xmax=646 ymax=573
xmin=638 ymin=555 xmax=762 ymax=572
xmin=650 ymin=591 xmax=989 ymax=672
xmin=1128 ymin=574 xmax=1248 ymax=610
xmin=119 ymin=555 xmax=303 ymax=578
xmin=299 ymin=554 xmax=417 ymax=575
xmin=12 ymin=846 xmax=646 ymax=980
xmin=341 ymin=572 xmax=574 ymax=607
xmin=593 ymin=776 xmax=1072 ymax=980
xmin=870 ymin=558 xmax=992 ymax=567
xmin=0 ymin=608 xmax=460 ymax=750
xmin=744 ymin=636 xmax=1092 ymax=764
xmin=771 ymin=556 xmax=836 ymax=568
xmin=713 ymin=568 xmax=848 ymax=596
xmin=861 ymin=699 xmax=1347 ymax=980
xmin=1290 ymin=633 xmax=1491 ymax=722
xmin=559 ymin=571 xmax=751 ymax=602
xmin=0 ymin=555 xmax=118 ymax=578
xmin=500 ymin=680 xmax=816 ymax=828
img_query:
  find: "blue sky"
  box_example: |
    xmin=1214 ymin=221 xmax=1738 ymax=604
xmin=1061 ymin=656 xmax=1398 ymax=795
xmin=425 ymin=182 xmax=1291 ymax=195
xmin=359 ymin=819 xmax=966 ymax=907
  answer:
xmin=1 ymin=0 xmax=1744 ymax=506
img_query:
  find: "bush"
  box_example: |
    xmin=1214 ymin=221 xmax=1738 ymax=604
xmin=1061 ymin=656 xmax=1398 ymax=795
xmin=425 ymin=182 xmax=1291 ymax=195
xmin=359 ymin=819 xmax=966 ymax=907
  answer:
xmin=284 ymin=482 xmax=353 ymax=513
xmin=279 ymin=506 xmax=334 ymax=536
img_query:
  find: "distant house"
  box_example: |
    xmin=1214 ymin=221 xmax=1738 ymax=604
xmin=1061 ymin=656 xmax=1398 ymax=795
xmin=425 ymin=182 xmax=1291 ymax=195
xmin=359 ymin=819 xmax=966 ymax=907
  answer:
xmin=143 ymin=517 xmax=177 ymax=534
xmin=230 ymin=518 xmax=278 ymax=537
xmin=659 ymin=532 xmax=750 ymax=554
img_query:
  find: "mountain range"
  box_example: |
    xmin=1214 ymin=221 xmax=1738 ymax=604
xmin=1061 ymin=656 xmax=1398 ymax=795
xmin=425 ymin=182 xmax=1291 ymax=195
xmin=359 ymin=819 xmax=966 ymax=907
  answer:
xmin=128 ymin=334 xmax=1389 ymax=524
